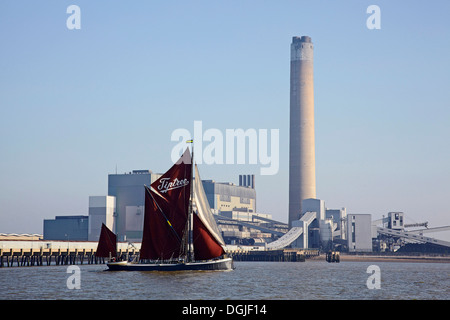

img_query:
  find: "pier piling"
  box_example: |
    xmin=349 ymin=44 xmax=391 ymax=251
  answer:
xmin=0 ymin=246 xmax=138 ymax=268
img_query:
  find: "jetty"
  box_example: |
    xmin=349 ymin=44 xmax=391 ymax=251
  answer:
xmin=0 ymin=235 xmax=138 ymax=267
xmin=229 ymin=249 xmax=318 ymax=262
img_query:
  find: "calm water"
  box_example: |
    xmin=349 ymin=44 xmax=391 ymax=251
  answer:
xmin=0 ymin=260 xmax=449 ymax=300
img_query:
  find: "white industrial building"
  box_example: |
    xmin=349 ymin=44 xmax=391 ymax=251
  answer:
xmin=286 ymin=198 xmax=352 ymax=251
xmin=347 ymin=214 xmax=373 ymax=252
xmin=202 ymin=179 xmax=256 ymax=214
xmin=88 ymin=196 xmax=116 ymax=241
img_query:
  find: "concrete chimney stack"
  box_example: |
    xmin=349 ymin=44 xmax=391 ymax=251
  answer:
xmin=289 ymin=36 xmax=316 ymax=227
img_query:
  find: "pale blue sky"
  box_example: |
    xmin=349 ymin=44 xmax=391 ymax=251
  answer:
xmin=1 ymin=1 xmax=449 ymax=240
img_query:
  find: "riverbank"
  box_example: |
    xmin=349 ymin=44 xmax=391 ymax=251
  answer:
xmin=310 ymin=253 xmax=450 ymax=263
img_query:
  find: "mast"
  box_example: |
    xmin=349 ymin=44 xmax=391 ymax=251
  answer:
xmin=187 ymin=139 xmax=195 ymax=262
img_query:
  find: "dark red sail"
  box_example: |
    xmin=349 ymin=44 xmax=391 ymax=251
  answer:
xmin=140 ymin=148 xmax=192 ymax=260
xmin=95 ymin=223 xmax=117 ymax=258
xmin=193 ymin=213 xmax=226 ymax=260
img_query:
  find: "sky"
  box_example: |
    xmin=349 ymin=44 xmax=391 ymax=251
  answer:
xmin=1 ymin=1 xmax=449 ymax=241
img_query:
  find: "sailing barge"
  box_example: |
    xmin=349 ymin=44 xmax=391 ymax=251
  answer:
xmin=97 ymin=147 xmax=234 ymax=271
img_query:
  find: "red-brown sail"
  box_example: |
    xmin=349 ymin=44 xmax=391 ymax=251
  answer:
xmin=193 ymin=213 xmax=226 ymax=260
xmin=139 ymin=148 xmax=192 ymax=260
xmin=95 ymin=223 xmax=117 ymax=258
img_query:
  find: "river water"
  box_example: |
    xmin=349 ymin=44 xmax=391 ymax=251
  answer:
xmin=0 ymin=260 xmax=449 ymax=300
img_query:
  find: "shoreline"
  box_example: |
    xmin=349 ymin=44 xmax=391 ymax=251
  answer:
xmin=310 ymin=254 xmax=450 ymax=263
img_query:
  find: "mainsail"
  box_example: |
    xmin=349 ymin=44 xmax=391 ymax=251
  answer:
xmin=95 ymin=223 xmax=117 ymax=258
xmin=140 ymin=148 xmax=192 ymax=260
xmin=139 ymin=148 xmax=226 ymax=262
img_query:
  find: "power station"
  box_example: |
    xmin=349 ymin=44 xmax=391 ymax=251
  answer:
xmin=11 ymin=36 xmax=450 ymax=257
xmin=289 ymin=36 xmax=316 ymax=227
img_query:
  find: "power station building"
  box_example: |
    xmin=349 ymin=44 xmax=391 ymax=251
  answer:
xmin=40 ymin=36 xmax=450 ymax=253
xmin=347 ymin=214 xmax=373 ymax=252
xmin=88 ymin=195 xmax=116 ymax=241
xmin=202 ymin=177 xmax=256 ymax=214
xmin=285 ymin=198 xmax=349 ymax=251
xmin=43 ymin=215 xmax=89 ymax=241
xmin=107 ymin=170 xmax=161 ymax=241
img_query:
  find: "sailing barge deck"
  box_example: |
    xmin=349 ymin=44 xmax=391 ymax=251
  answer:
xmin=107 ymin=257 xmax=234 ymax=271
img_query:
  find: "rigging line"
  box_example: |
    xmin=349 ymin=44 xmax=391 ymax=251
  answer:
xmin=145 ymin=186 xmax=183 ymax=244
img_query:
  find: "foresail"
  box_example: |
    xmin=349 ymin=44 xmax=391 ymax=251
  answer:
xmin=193 ymin=165 xmax=225 ymax=246
xmin=95 ymin=223 xmax=117 ymax=258
xmin=193 ymin=164 xmax=226 ymax=260
xmin=193 ymin=214 xmax=226 ymax=260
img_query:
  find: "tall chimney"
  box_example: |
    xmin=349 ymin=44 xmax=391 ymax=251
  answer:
xmin=289 ymin=36 xmax=316 ymax=227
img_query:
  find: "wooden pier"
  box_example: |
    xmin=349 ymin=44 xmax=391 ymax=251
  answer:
xmin=0 ymin=238 xmax=139 ymax=268
xmin=0 ymin=249 xmax=137 ymax=267
xmin=0 ymin=247 xmax=139 ymax=267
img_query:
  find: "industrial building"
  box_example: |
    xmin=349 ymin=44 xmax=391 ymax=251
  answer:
xmin=347 ymin=214 xmax=373 ymax=252
xmin=373 ymin=212 xmax=450 ymax=252
xmin=201 ymin=174 xmax=290 ymax=247
xmin=273 ymin=198 xmax=450 ymax=252
xmin=216 ymin=211 xmax=282 ymax=246
xmin=43 ymin=215 xmax=89 ymax=241
xmin=202 ymin=176 xmax=256 ymax=214
xmin=43 ymin=197 xmax=116 ymax=242
xmin=88 ymin=195 xmax=115 ymax=241
xmin=281 ymin=198 xmax=349 ymax=251
xmin=107 ymin=170 xmax=161 ymax=241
